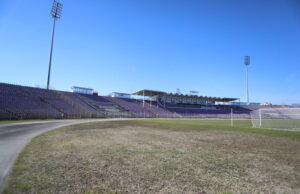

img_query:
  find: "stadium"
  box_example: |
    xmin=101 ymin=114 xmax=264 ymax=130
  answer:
xmin=1 ymin=81 xmax=300 ymax=193
xmin=0 ymin=83 xmax=256 ymax=119
xmin=1 ymin=0 xmax=300 ymax=193
xmin=1 ymin=82 xmax=300 ymax=130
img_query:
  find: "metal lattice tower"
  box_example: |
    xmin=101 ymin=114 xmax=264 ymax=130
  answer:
xmin=47 ymin=0 xmax=63 ymax=90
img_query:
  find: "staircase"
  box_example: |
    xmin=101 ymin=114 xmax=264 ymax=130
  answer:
xmin=52 ymin=90 xmax=92 ymax=118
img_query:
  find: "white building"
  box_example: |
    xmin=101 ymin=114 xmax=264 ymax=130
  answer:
xmin=71 ymin=86 xmax=94 ymax=95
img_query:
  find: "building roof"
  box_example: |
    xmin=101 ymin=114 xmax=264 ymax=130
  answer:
xmin=133 ymin=89 xmax=237 ymax=102
xmin=132 ymin=89 xmax=167 ymax=96
xmin=71 ymin=86 xmax=93 ymax=91
xmin=111 ymin=92 xmax=131 ymax=95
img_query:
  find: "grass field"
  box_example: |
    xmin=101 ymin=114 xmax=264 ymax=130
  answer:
xmin=0 ymin=119 xmax=56 ymax=124
xmin=259 ymin=119 xmax=300 ymax=131
xmin=3 ymin=119 xmax=300 ymax=193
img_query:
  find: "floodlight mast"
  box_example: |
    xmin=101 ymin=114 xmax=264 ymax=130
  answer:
xmin=244 ymin=56 xmax=250 ymax=104
xmin=47 ymin=0 xmax=63 ymax=90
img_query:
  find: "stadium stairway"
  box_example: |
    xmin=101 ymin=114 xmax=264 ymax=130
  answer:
xmin=53 ymin=91 xmax=98 ymax=118
xmin=143 ymin=101 xmax=179 ymax=118
xmin=63 ymin=92 xmax=103 ymax=117
xmin=107 ymin=97 xmax=154 ymax=117
xmin=77 ymin=95 xmax=132 ymax=117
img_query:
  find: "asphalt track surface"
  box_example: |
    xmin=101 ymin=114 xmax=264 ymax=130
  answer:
xmin=0 ymin=119 xmax=126 ymax=191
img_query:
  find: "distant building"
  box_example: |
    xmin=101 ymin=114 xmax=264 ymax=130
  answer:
xmin=110 ymin=92 xmax=131 ymax=99
xmin=227 ymin=102 xmax=261 ymax=106
xmin=261 ymin=102 xmax=289 ymax=107
xmin=272 ymin=105 xmax=289 ymax=108
xmin=71 ymin=86 xmax=94 ymax=95
xmin=261 ymin=102 xmax=272 ymax=107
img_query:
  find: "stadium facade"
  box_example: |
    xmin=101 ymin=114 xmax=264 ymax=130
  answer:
xmin=0 ymin=83 xmax=259 ymax=120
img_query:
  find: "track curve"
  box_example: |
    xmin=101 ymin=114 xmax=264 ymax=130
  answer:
xmin=0 ymin=119 xmax=127 ymax=191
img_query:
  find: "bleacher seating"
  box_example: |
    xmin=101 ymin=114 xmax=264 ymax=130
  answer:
xmin=0 ymin=82 xmax=256 ymax=120
xmin=165 ymin=104 xmax=252 ymax=118
xmin=0 ymin=83 xmax=62 ymax=119
xmin=78 ymin=95 xmax=131 ymax=117
xmin=81 ymin=94 xmax=111 ymax=103
xmin=107 ymin=97 xmax=154 ymax=117
xmin=62 ymin=92 xmax=102 ymax=117
xmin=143 ymin=101 xmax=177 ymax=117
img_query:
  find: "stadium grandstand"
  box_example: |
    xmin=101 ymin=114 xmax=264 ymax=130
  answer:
xmin=0 ymin=82 xmax=259 ymax=120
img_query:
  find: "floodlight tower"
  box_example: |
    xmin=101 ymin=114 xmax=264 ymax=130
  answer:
xmin=47 ymin=0 xmax=63 ymax=90
xmin=244 ymin=56 xmax=250 ymax=104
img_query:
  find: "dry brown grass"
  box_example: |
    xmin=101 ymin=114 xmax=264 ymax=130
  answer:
xmin=4 ymin=121 xmax=300 ymax=194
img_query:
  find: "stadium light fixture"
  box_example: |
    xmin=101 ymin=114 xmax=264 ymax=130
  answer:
xmin=47 ymin=0 xmax=63 ymax=90
xmin=244 ymin=56 xmax=250 ymax=104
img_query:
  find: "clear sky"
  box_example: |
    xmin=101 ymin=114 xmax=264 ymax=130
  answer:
xmin=0 ymin=0 xmax=299 ymax=104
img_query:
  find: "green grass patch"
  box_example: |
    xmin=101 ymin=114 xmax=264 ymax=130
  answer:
xmin=114 ymin=119 xmax=300 ymax=141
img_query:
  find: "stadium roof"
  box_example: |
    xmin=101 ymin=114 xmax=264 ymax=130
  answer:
xmin=132 ymin=89 xmax=167 ymax=96
xmin=133 ymin=89 xmax=237 ymax=102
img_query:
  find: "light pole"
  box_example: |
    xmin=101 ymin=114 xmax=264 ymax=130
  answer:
xmin=244 ymin=56 xmax=250 ymax=104
xmin=47 ymin=0 xmax=63 ymax=90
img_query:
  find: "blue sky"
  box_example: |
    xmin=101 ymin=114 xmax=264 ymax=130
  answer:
xmin=0 ymin=0 xmax=299 ymax=104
